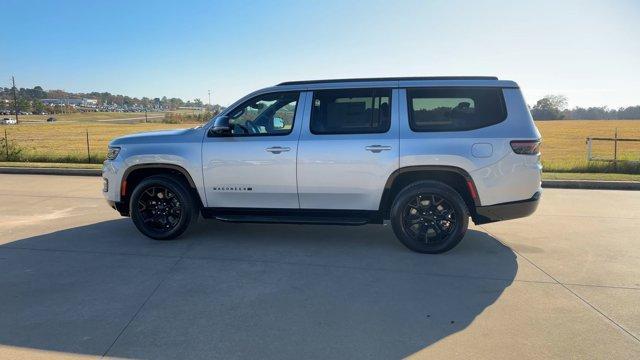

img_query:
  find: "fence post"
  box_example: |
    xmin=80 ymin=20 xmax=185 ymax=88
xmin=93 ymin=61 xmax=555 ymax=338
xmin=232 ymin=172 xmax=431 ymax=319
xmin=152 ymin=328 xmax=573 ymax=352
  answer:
xmin=586 ymin=138 xmax=592 ymax=162
xmin=4 ymin=129 xmax=8 ymax=160
xmin=613 ymin=128 xmax=618 ymax=162
xmin=86 ymin=129 xmax=91 ymax=163
xmin=614 ymin=128 xmax=618 ymax=171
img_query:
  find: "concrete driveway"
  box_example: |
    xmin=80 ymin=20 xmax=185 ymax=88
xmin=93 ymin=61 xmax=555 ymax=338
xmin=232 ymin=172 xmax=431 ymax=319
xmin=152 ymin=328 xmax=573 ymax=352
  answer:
xmin=0 ymin=174 xmax=638 ymax=359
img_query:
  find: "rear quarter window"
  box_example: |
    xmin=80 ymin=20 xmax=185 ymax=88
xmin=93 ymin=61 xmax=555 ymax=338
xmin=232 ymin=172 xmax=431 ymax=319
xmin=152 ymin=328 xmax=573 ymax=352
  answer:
xmin=407 ymin=88 xmax=507 ymax=132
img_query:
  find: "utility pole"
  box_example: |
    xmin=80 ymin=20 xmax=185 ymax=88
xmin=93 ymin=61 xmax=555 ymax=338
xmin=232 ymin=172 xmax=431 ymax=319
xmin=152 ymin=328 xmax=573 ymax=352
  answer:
xmin=208 ymin=90 xmax=211 ymax=110
xmin=12 ymin=76 xmax=19 ymax=124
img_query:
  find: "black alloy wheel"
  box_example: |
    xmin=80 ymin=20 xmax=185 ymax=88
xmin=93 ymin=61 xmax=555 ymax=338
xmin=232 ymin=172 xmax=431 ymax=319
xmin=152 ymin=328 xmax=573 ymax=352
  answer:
xmin=402 ymin=194 xmax=457 ymax=245
xmin=391 ymin=181 xmax=469 ymax=253
xmin=130 ymin=175 xmax=197 ymax=240
xmin=137 ymin=186 xmax=183 ymax=232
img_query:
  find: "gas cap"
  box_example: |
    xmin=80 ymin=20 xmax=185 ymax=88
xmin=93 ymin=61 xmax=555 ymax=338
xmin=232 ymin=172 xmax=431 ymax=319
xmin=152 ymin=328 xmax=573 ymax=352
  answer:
xmin=472 ymin=143 xmax=493 ymax=158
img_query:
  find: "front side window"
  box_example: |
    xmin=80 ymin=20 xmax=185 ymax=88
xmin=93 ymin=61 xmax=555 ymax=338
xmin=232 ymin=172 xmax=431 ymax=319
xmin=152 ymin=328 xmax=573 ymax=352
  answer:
xmin=408 ymin=88 xmax=507 ymax=132
xmin=310 ymin=88 xmax=391 ymax=134
xmin=227 ymin=92 xmax=299 ymax=136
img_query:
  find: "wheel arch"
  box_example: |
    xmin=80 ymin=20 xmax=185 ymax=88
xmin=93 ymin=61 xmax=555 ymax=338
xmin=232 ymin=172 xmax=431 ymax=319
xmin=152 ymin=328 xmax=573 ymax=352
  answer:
xmin=119 ymin=164 xmax=203 ymax=215
xmin=379 ymin=166 xmax=480 ymax=220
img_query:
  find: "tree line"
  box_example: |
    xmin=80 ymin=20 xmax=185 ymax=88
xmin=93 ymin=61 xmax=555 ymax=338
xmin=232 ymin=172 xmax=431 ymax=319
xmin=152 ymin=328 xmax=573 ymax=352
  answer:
xmin=2 ymin=85 xmax=638 ymax=120
xmin=530 ymin=94 xmax=640 ymax=120
xmin=0 ymin=85 xmax=208 ymax=111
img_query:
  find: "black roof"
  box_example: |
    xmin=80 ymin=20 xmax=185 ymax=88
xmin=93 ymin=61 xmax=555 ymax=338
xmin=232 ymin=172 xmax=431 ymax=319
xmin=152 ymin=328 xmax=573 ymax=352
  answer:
xmin=277 ymin=76 xmax=498 ymax=86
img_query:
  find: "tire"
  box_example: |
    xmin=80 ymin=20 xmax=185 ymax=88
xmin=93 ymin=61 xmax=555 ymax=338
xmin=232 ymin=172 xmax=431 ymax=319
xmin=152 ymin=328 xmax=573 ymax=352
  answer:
xmin=129 ymin=175 xmax=197 ymax=240
xmin=390 ymin=180 xmax=469 ymax=254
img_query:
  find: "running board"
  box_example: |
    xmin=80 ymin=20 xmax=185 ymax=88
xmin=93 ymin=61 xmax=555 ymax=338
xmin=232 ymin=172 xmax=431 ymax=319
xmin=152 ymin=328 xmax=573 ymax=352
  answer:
xmin=201 ymin=208 xmax=381 ymax=225
xmin=214 ymin=215 xmax=369 ymax=225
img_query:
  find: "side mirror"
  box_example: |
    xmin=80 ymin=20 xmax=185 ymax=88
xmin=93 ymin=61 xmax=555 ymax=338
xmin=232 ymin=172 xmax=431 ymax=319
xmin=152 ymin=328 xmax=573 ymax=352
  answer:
xmin=209 ymin=116 xmax=231 ymax=136
xmin=272 ymin=117 xmax=285 ymax=129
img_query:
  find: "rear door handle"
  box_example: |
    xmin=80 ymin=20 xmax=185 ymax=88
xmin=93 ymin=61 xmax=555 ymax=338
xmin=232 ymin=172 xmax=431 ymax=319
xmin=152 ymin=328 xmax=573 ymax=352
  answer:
xmin=265 ymin=146 xmax=291 ymax=154
xmin=365 ymin=145 xmax=392 ymax=153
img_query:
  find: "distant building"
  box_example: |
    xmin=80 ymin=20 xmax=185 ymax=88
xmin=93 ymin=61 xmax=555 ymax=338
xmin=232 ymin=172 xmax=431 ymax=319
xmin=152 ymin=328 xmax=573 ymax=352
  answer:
xmin=42 ymin=98 xmax=98 ymax=107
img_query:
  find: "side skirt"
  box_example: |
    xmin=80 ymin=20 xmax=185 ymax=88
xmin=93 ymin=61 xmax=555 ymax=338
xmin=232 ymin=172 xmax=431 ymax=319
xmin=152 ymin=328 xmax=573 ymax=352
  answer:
xmin=200 ymin=208 xmax=383 ymax=226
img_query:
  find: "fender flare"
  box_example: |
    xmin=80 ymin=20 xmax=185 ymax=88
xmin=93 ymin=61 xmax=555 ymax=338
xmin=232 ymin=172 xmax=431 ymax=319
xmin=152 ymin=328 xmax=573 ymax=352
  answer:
xmin=378 ymin=165 xmax=480 ymax=213
xmin=121 ymin=163 xmax=198 ymax=196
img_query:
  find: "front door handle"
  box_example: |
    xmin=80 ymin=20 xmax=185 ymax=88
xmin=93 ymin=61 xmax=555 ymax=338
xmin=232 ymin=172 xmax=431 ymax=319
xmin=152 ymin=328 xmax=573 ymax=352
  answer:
xmin=365 ymin=145 xmax=392 ymax=153
xmin=265 ymin=146 xmax=291 ymax=154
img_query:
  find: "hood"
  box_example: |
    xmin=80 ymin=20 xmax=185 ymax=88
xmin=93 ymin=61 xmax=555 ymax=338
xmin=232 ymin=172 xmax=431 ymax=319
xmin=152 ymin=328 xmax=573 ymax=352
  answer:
xmin=109 ymin=127 xmax=203 ymax=146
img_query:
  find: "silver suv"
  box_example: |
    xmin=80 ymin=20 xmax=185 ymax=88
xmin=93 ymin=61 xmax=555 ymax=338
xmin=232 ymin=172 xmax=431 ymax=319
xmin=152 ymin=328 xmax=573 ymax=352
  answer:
xmin=103 ymin=77 xmax=541 ymax=253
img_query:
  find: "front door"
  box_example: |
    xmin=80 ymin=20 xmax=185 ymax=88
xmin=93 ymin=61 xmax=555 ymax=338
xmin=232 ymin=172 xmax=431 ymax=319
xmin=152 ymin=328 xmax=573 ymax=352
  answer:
xmin=297 ymin=88 xmax=399 ymax=210
xmin=202 ymin=91 xmax=305 ymax=208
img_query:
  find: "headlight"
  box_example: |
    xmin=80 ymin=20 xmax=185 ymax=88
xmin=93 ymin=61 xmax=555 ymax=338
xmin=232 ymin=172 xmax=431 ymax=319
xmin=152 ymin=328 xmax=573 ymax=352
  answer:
xmin=106 ymin=146 xmax=121 ymax=160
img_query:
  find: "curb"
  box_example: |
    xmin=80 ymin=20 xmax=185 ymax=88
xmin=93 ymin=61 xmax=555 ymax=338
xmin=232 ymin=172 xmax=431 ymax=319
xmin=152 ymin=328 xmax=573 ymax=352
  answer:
xmin=0 ymin=167 xmax=101 ymax=177
xmin=1 ymin=167 xmax=639 ymax=191
xmin=541 ymin=179 xmax=640 ymax=191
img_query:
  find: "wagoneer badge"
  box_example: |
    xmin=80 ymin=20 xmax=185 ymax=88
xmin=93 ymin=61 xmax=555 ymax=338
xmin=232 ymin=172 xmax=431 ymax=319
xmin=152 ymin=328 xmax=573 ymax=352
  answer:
xmin=212 ymin=185 xmax=253 ymax=191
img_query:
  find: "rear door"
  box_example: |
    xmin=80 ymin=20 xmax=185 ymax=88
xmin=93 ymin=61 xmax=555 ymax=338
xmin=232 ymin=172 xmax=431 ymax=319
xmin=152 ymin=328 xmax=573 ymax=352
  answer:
xmin=297 ymin=88 xmax=399 ymax=210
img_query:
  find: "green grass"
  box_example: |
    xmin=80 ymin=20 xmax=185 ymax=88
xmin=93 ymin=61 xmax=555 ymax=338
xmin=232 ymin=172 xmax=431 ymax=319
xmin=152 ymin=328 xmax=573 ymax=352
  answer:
xmin=542 ymin=172 xmax=640 ymax=182
xmin=0 ymin=161 xmax=102 ymax=169
xmin=542 ymin=158 xmax=640 ymax=175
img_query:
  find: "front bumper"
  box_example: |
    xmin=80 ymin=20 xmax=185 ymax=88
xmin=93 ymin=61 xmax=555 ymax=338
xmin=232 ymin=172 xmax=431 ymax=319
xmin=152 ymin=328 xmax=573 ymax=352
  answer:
xmin=107 ymin=200 xmax=129 ymax=216
xmin=103 ymin=159 xmax=128 ymax=216
xmin=473 ymin=192 xmax=540 ymax=225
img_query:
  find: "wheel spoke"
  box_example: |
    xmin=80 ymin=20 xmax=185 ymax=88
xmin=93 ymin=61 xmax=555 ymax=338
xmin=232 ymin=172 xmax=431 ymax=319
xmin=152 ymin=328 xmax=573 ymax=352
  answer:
xmin=137 ymin=185 xmax=183 ymax=232
xmin=402 ymin=192 xmax=458 ymax=246
xmin=417 ymin=223 xmax=428 ymax=238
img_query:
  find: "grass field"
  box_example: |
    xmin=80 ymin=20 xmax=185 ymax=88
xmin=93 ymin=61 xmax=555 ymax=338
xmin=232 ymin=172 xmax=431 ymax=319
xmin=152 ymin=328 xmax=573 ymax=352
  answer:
xmin=1 ymin=122 xmax=191 ymax=163
xmin=1 ymin=116 xmax=639 ymax=173
xmin=536 ymin=120 xmax=640 ymax=173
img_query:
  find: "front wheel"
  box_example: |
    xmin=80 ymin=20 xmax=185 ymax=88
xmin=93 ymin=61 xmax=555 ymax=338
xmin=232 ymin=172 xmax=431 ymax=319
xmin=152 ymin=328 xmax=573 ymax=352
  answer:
xmin=129 ymin=175 xmax=197 ymax=240
xmin=390 ymin=181 xmax=469 ymax=254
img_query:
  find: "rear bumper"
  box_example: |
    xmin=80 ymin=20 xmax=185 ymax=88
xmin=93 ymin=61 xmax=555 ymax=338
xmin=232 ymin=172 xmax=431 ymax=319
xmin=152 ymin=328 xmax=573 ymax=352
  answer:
xmin=473 ymin=192 xmax=540 ymax=225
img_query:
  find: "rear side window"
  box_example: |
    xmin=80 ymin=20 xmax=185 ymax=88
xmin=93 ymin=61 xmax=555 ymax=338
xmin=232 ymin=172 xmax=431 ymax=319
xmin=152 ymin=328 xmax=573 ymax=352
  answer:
xmin=311 ymin=88 xmax=391 ymax=134
xmin=407 ymin=88 xmax=506 ymax=132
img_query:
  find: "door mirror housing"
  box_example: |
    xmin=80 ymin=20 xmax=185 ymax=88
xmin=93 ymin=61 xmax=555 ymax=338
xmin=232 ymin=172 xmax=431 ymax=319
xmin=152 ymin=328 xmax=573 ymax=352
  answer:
xmin=209 ymin=116 xmax=231 ymax=136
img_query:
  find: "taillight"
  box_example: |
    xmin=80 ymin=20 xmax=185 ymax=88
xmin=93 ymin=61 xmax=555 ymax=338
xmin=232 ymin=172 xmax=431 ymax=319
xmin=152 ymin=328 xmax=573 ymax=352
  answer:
xmin=510 ymin=140 xmax=541 ymax=155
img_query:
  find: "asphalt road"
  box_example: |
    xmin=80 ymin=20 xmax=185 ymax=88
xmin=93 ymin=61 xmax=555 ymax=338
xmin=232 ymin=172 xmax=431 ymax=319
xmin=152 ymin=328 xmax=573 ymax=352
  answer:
xmin=0 ymin=174 xmax=639 ymax=359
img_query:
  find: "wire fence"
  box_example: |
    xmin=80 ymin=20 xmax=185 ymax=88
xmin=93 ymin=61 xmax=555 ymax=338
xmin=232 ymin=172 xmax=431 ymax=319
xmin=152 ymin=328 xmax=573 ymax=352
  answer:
xmin=586 ymin=128 xmax=640 ymax=163
xmin=1 ymin=123 xmax=190 ymax=163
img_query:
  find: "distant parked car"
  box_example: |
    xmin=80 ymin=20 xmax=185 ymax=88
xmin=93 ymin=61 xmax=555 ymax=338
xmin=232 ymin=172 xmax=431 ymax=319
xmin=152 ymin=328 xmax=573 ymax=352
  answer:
xmin=1 ymin=117 xmax=17 ymax=125
xmin=46 ymin=117 xmax=57 ymax=122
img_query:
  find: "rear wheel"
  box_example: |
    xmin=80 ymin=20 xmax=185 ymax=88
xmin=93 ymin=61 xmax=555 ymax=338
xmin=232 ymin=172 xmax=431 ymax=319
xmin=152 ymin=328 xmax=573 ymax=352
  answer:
xmin=129 ymin=175 xmax=197 ymax=240
xmin=390 ymin=181 xmax=469 ymax=253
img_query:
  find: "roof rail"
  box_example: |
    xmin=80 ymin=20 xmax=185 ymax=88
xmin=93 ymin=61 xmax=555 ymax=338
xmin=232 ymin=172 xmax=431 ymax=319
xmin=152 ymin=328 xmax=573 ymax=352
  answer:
xmin=277 ymin=76 xmax=499 ymax=86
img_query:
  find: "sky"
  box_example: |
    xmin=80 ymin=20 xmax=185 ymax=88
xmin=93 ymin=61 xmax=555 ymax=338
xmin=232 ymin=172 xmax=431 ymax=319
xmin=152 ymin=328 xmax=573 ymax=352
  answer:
xmin=2 ymin=0 xmax=639 ymax=108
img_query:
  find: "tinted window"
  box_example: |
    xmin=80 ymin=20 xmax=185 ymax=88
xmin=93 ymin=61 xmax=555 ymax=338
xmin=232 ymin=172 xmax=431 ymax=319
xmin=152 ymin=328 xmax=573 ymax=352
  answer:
xmin=407 ymin=88 xmax=506 ymax=132
xmin=227 ymin=92 xmax=298 ymax=136
xmin=311 ymin=88 xmax=391 ymax=134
